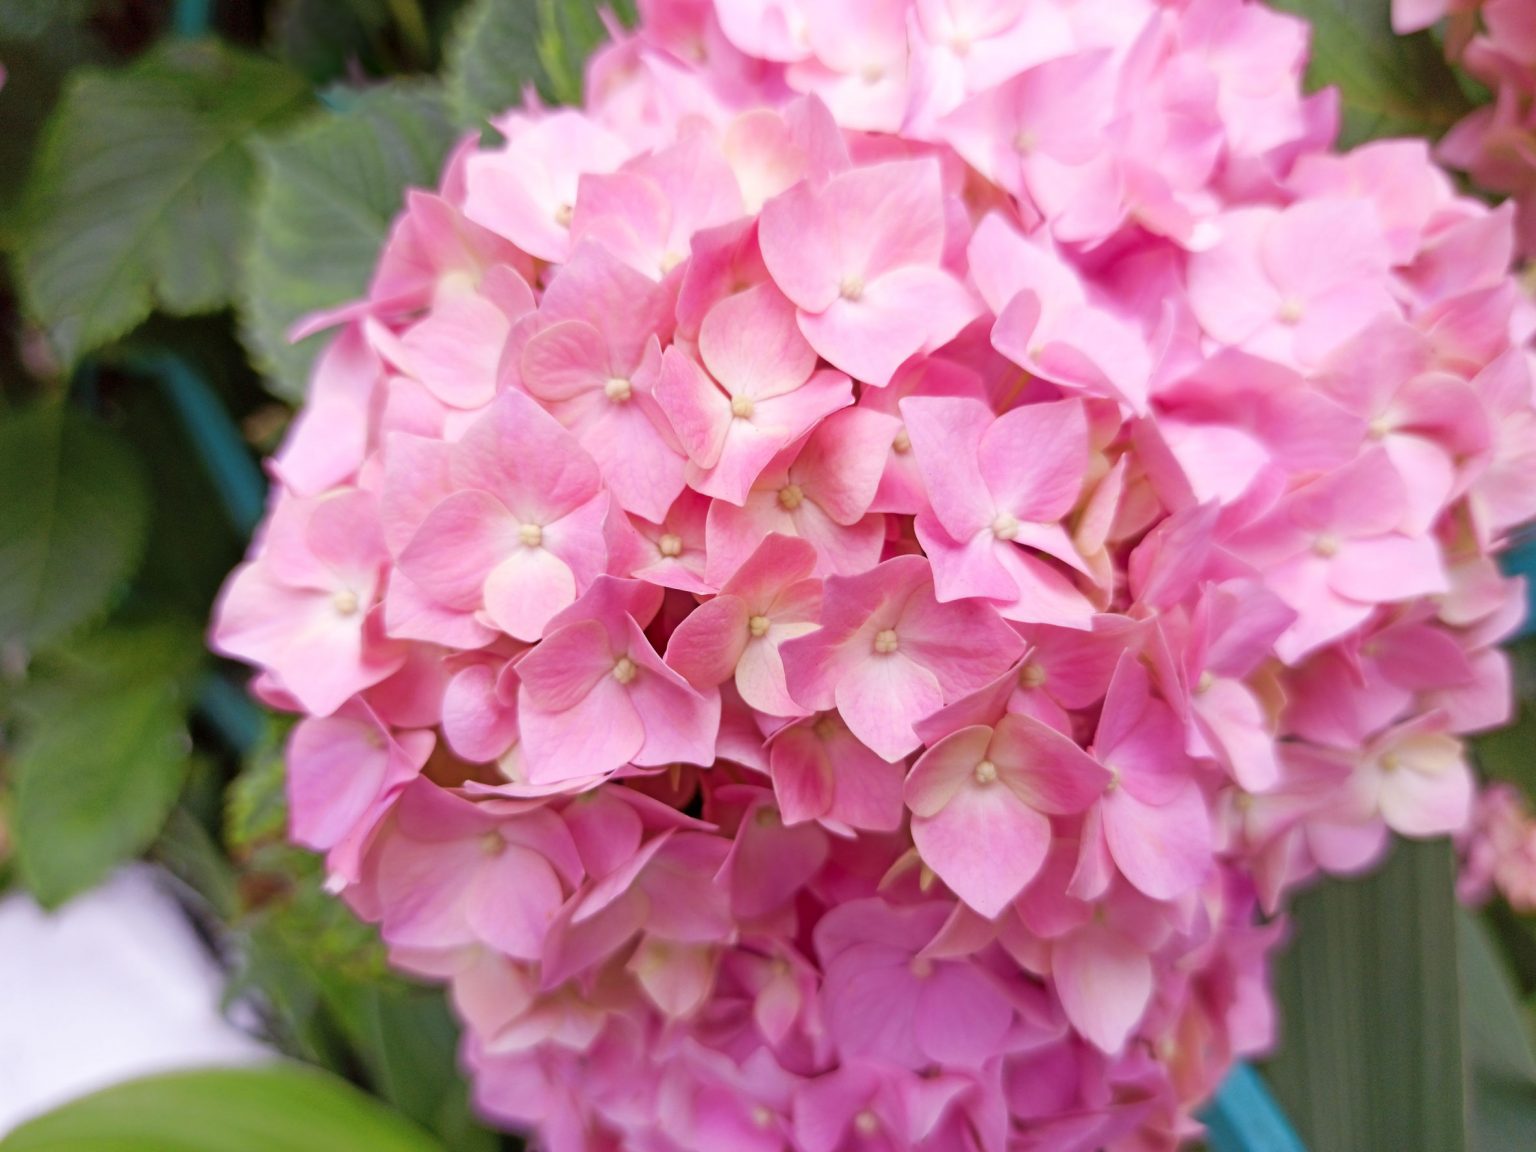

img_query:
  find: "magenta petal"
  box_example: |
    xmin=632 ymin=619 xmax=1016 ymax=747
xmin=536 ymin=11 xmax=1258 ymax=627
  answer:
xmin=912 ymin=780 xmax=1051 ymax=918
xmin=915 ymin=964 xmax=1013 ymax=1067
xmin=770 ymin=723 xmax=836 ymax=825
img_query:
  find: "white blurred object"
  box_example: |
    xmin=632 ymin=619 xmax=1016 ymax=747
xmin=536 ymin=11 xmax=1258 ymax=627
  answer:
xmin=0 ymin=864 xmax=270 ymax=1135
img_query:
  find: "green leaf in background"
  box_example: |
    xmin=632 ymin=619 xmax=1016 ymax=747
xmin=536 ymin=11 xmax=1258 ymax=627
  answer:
xmin=1265 ymin=839 xmax=1466 ymax=1151
xmin=269 ymin=0 xmax=395 ymax=85
xmin=0 ymin=0 xmax=93 ymax=42
xmin=12 ymin=41 xmax=311 ymax=367
xmin=444 ymin=0 xmax=634 ymax=126
xmin=9 ymin=621 xmax=203 ymax=908
xmin=1461 ymin=910 xmax=1536 ymax=1150
xmin=1267 ymin=0 xmax=1474 ymax=147
xmin=0 ymin=1064 xmax=446 ymax=1152
xmin=0 ymin=18 xmax=103 ymax=244
xmin=238 ymin=83 xmax=455 ymax=401
xmin=1475 ymin=635 xmax=1536 ymax=798
xmin=0 ymin=404 xmax=149 ymax=647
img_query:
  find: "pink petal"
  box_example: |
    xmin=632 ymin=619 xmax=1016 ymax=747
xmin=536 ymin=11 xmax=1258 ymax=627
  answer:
xmin=655 ymin=346 xmax=732 ymax=468
xmin=665 ymin=593 xmax=751 ymax=689
xmin=1102 ymin=783 xmax=1212 ymax=900
xmin=835 ymin=652 xmax=944 ymax=762
xmin=519 ymin=670 xmax=644 ymax=783
xmin=1330 ymin=534 xmax=1448 ymax=604
xmin=700 ymin=282 xmax=817 ymax=398
xmin=483 ymin=545 xmax=579 ymax=641
xmin=915 ymin=964 xmax=1013 ymax=1066
xmin=467 ymin=843 xmax=565 ymax=959
xmin=398 ymin=489 xmax=518 ymax=609
xmin=797 ymin=266 xmax=975 ymax=387
xmin=1052 ymin=925 xmax=1153 ymax=1054
xmin=912 ymin=778 xmax=1052 ymax=917
xmin=622 ymin=616 xmax=723 ymax=767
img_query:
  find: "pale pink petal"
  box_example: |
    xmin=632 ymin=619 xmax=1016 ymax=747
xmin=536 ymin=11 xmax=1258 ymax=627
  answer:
xmin=483 ymin=545 xmax=579 ymax=641
xmin=913 ymin=781 xmax=1052 ymax=918
xmin=1052 ymin=925 xmax=1153 ymax=1054
xmin=835 ymin=653 xmax=945 ymax=762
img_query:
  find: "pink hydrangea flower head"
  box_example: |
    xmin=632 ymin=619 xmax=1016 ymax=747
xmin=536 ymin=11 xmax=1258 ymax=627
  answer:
xmin=209 ymin=0 xmax=1536 ymax=1145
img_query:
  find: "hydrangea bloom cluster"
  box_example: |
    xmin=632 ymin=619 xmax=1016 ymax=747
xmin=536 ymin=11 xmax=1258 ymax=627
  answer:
xmin=1396 ymin=0 xmax=1536 ymax=258
xmin=213 ymin=0 xmax=1536 ymax=1146
xmin=1460 ymin=783 xmax=1536 ymax=909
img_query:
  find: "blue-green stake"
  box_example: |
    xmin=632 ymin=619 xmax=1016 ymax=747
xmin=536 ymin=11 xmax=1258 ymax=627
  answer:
xmin=1201 ymin=1063 xmax=1308 ymax=1152
xmin=173 ymin=0 xmax=213 ymax=38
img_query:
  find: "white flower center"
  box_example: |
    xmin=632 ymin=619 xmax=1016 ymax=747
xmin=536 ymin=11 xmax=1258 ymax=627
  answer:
xmin=1312 ymin=533 xmax=1340 ymax=558
xmin=892 ymin=427 xmax=911 ymax=454
xmin=1019 ymin=662 xmax=1047 ymax=689
xmin=731 ymin=394 xmax=755 ymax=419
xmin=992 ymin=512 xmax=1021 ymax=541
xmin=331 ymin=589 xmax=359 ymax=616
xmin=605 ymin=376 xmax=632 ymax=402
xmin=839 ymin=274 xmax=865 ymax=301
xmin=778 ymin=484 xmax=805 ymax=510
xmin=657 ymin=533 xmax=683 ymax=558
xmin=873 ymin=628 xmax=899 ymax=655
xmin=520 ymin=523 xmax=544 ymax=548
xmin=748 ymin=614 xmax=771 ymax=638
xmin=612 ymin=657 xmax=638 ymax=685
xmin=974 ymin=759 xmax=998 ymax=785
xmin=855 ymin=1111 xmax=880 ymax=1136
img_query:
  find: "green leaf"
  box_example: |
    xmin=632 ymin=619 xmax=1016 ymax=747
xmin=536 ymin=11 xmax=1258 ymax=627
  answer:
xmin=1475 ymin=635 xmax=1536 ymax=796
xmin=444 ymin=0 xmax=634 ymax=126
xmin=0 ymin=404 xmax=150 ymax=647
xmin=0 ymin=1064 xmax=446 ymax=1152
xmin=0 ymin=0 xmax=93 ymax=41
xmin=238 ymin=83 xmax=455 ymax=401
xmin=1265 ymin=839 xmax=1466 ymax=1151
xmin=0 ymin=23 xmax=104 ymax=245
xmin=9 ymin=621 xmax=203 ymax=908
xmin=318 ymin=982 xmax=499 ymax=1150
xmin=1461 ymin=910 xmax=1536 ymax=1150
xmin=12 ymin=41 xmax=311 ymax=366
xmin=1267 ymin=0 xmax=1474 ymax=147
xmin=269 ymin=0 xmax=394 ymax=85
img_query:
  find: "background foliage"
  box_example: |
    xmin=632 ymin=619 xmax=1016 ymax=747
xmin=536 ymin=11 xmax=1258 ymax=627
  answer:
xmin=0 ymin=1 xmax=1533 ymax=1149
